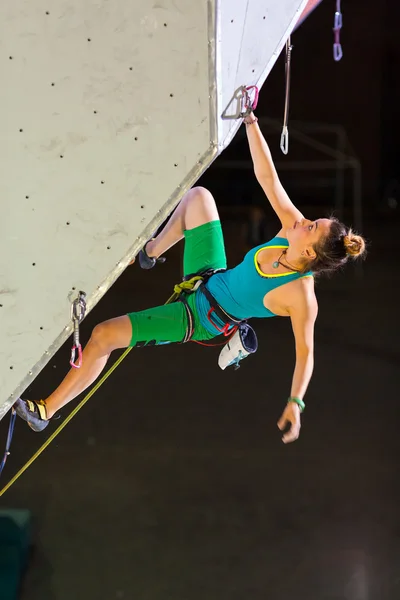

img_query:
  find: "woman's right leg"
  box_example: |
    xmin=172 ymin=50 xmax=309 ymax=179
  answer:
xmin=16 ymin=302 xmax=188 ymax=430
xmin=44 ymin=300 xmax=188 ymax=417
xmin=145 ymin=186 xmax=221 ymax=259
xmin=42 ymin=316 xmax=133 ymax=418
xmin=16 ymin=315 xmax=133 ymax=428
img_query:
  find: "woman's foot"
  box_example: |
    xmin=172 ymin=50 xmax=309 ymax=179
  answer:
xmin=14 ymin=398 xmax=50 ymax=432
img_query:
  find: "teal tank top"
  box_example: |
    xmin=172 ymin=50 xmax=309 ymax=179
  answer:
xmin=195 ymin=236 xmax=313 ymax=334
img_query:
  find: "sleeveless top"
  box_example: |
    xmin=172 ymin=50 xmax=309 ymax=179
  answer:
xmin=195 ymin=236 xmax=313 ymax=334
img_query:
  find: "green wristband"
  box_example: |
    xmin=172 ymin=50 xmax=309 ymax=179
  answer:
xmin=288 ymin=397 xmax=305 ymax=412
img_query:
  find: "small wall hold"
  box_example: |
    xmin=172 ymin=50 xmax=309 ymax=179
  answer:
xmin=101 ymin=180 xmax=105 ymax=184
xmin=170 ymin=93 xmax=174 ymax=97
xmin=32 ymin=263 xmax=36 ymax=266
xmin=19 ymin=129 xmax=23 ymax=132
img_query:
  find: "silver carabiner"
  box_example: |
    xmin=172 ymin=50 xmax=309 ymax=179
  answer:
xmin=70 ymin=291 xmax=86 ymax=369
xmin=280 ymin=126 xmax=289 ymax=155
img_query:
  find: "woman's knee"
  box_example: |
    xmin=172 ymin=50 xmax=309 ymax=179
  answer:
xmin=184 ymin=186 xmax=219 ymax=228
xmin=188 ymin=186 xmax=214 ymax=207
xmin=90 ymin=316 xmax=132 ymax=352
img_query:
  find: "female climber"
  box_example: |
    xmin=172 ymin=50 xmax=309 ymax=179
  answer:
xmin=14 ymin=111 xmax=366 ymax=443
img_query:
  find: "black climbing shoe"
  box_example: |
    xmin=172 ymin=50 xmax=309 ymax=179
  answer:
xmin=14 ymin=398 xmax=50 ymax=432
xmin=138 ymin=241 xmax=166 ymax=270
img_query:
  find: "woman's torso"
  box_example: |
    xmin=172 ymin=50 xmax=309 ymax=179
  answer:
xmin=205 ymin=236 xmax=314 ymax=320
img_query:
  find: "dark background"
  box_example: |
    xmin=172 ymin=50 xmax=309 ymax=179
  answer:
xmin=1 ymin=1 xmax=400 ymax=599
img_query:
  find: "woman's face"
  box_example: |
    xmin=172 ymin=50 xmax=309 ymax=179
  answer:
xmin=286 ymin=217 xmax=332 ymax=260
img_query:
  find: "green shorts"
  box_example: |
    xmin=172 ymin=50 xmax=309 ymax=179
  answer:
xmin=127 ymin=220 xmax=227 ymax=346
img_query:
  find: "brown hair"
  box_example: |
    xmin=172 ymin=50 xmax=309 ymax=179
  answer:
xmin=308 ymin=217 xmax=366 ymax=276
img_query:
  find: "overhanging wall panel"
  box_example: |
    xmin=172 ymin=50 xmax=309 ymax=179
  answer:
xmin=0 ymin=0 xmax=215 ymax=419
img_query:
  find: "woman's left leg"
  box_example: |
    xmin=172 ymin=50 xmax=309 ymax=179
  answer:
xmin=145 ymin=186 xmax=221 ymax=259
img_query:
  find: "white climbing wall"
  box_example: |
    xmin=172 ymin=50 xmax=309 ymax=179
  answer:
xmin=0 ymin=0 xmax=312 ymax=420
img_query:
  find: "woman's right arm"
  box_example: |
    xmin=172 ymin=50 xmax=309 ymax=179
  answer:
xmin=245 ymin=113 xmax=304 ymax=229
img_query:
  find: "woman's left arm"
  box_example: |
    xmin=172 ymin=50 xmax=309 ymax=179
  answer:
xmin=277 ymin=284 xmax=318 ymax=443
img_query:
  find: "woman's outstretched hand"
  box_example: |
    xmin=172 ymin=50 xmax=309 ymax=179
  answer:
xmin=277 ymin=402 xmax=301 ymax=444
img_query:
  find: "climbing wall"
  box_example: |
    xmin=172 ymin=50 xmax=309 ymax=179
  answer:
xmin=0 ymin=0 xmax=317 ymax=420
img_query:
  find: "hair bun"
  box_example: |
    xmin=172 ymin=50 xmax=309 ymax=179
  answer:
xmin=343 ymin=230 xmax=366 ymax=257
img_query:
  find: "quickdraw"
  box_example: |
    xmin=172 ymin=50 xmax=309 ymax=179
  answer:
xmin=221 ymin=84 xmax=259 ymax=120
xmin=70 ymin=291 xmax=87 ymax=368
xmin=280 ymin=36 xmax=293 ymax=155
xmin=333 ymin=0 xmax=343 ymax=61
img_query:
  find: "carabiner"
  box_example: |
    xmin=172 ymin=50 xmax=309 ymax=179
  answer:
xmin=70 ymin=344 xmax=83 ymax=369
xmin=70 ymin=291 xmax=86 ymax=369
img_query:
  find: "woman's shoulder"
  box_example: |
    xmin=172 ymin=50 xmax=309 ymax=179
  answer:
xmin=289 ymin=274 xmax=317 ymax=309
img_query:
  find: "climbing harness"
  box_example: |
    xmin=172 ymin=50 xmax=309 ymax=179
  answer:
xmin=168 ymin=269 xmax=244 ymax=344
xmin=333 ymin=0 xmax=343 ymax=61
xmin=221 ymin=85 xmax=259 ymax=120
xmin=70 ymin=291 xmax=87 ymax=369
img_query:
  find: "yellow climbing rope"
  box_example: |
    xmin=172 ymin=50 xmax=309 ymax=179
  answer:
xmin=0 ymin=275 xmax=203 ymax=497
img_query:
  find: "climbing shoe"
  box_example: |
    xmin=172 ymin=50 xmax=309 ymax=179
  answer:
xmin=14 ymin=398 xmax=50 ymax=432
xmin=138 ymin=240 xmax=166 ymax=270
